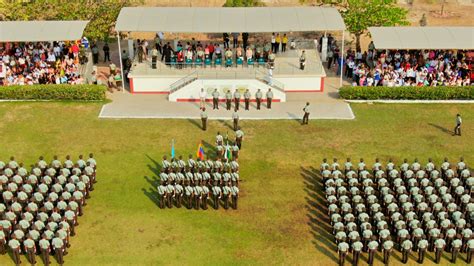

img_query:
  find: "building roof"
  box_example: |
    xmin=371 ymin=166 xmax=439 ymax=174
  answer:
xmin=115 ymin=7 xmax=345 ymax=33
xmin=0 ymin=21 xmax=89 ymax=42
xmin=368 ymin=26 xmax=474 ymax=50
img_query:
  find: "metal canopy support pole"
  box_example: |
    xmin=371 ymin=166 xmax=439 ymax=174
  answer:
xmin=340 ymin=30 xmax=345 ymax=87
xmin=117 ymin=32 xmax=125 ymax=93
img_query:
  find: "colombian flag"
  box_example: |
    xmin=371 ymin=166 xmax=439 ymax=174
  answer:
xmin=197 ymin=141 xmax=205 ymax=160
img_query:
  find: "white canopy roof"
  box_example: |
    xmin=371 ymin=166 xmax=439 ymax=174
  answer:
xmin=115 ymin=7 xmax=345 ymax=33
xmin=0 ymin=21 xmax=89 ymax=42
xmin=369 ymin=26 xmax=474 ymax=50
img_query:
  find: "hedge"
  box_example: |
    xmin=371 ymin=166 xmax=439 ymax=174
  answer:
xmin=339 ymin=86 xmax=474 ymax=100
xmin=0 ymin=84 xmax=107 ymax=101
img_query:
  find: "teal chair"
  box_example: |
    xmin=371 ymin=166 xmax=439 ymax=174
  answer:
xmin=247 ymin=58 xmax=254 ymax=67
xmin=258 ymin=57 xmax=265 ymax=67
xmin=236 ymin=58 xmax=243 ymax=67
xmin=185 ymin=58 xmax=193 ymax=68
xmin=204 ymin=58 xmax=211 ymax=67
xmin=195 ymin=58 xmax=203 ymax=67
xmin=226 ymin=58 xmax=233 ymax=67
xmin=215 ymin=58 xmax=222 ymax=67
xmin=170 ymin=57 xmax=177 ymax=67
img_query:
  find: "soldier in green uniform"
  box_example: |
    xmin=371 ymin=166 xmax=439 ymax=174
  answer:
xmin=166 ymin=183 xmax=175 ymax=208
xmin=417 ymin=237 xmax=428 ymax=263
xmin=302 ymin=102 xmax=310 ymax=125
xmin=200 ymin=108 xmax=208 ymax=131
xmin=337 ymin=241 xmax=349 ymax=266
xmin=352 ymin=240 xmax=363 ymax=266
xmin=39 ymin=234 xmax=51 ymax=266
xmin=212 ymin=88 xmax=220 ymax=110
xmin=231 ymin=181 xmax=239 ymax=209
xmin=24 ymin=235 xmax=36 ymax=264
xmin=255 ymin=89 xmax=262 ymax=110
xmin=367 ymin=237 xmax=378 ymax=265
xmin=0 ymin=225 xmax=5 ymax=255
xmin=157 ymin=181 xmax=166 ymax=209
xmin=225 ymin=90 xmax=232 ymax=110
xmin=244 ymin=89 xmax=251 ymax=110
xmin=201 ymin=181 xmax=210 ymax=210
xmin=222 ymin=182 xmax=232 ymax=209
xmin=401 ymin=239 xmax=412 ymax=263
xmin=233 ymin=89 xmax=241 ymax=111
xmin=194 ymin=182 xmax=203 ymax=210
xmin=52 ymin=236 xmax=65 ymax=264
xmin=8 ymin=235 xmax=21 ymax=265
xmin=266 ymin=88 xmax=273 ymax=109
xmin=467 ymin=239 xmax=474 ymax=263
xmin=382 ymin=239 xmax=393 ymax=264
xmin=451 ymin=238 xmax=462 ymax=263
xmin=184 ymin=180 xmax=194 ymax=209
xmin=232 ymin=111 xmax=239 ymax=131
xmin=235 ymin=127 xmax=244 ymax=150
xmin=174 ymin=181 xmax=184 ymax=208
xmin=434 ymin=236 xmax=446 ymax=263
xmin=212 ymin=181 xmax=222 ymax=209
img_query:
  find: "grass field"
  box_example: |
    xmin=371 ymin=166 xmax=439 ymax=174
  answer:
xmin=0 ymin=102 xmax=472 ymax=265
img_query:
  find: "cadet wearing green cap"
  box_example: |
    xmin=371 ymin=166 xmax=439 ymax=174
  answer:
xmin=244 ymin=89 xmax=251 ymax=110
xmin=222 ymin=182 xmax=232 ymax=209
xmin=337 ymin=241 xmax=349 ymax=266
xmin=225 ymin=90 xmax=232 ymax=110
xmin=231 ymin=182 xmax=239 ymax=209
xmin=8 ymin=235 xmax=21 ymax=265
xmin=233 ymin=89 xmax=241 ymax=111
xmin=157 ymin=181 xmax=166 ymax=209
xmin=232 ymin=111 xmax=239 ymax=131
xmin=39 ymin=234 xmax=51 ymax=266
xmin=266 ymin=88 xmax=273 ymax=109
xmin=255 ymin=89 xmax=262 ymax=110
xmin=24 ymin=236 xmax=36 ymax=264
xmin=212 ymin=88 xmax=220 ymax=110
xmin=201 ymin=108 xmax=208 ymax=131
xmin=52 ymin=236 xmax=65 ymax=264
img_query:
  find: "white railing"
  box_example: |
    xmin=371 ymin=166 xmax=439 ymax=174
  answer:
xmin=168 ymin=71 xmax=198 ymax=94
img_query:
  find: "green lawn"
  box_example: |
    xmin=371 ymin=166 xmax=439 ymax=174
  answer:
xmin=0 ymin=102 xmax=472 ymax=265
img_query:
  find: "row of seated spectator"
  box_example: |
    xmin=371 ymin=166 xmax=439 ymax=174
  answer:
xmin=0 ymin=41 xmax=86 ymax=86
xmin=343 ymin=47 xmax=472 ymax=87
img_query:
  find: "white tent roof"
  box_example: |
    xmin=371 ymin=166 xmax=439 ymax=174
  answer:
xmin=115 ymin=7 xmax=345 ymax=33
xmin=0 ymin=21 xmax=89 ymax=42
xmin=369 ymin=26 xmax=474 ymax=50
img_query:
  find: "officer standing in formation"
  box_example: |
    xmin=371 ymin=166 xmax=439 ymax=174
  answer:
xmin=300 ymin=50 xmax=306 ymax=70
xmin=235 ymin=127 xmax=244 ymax=150
xmin=302 ymin=102 xmax=310 ymax=125
xmin=212 ymin=88 xmax=220 ymax=110
xmin=454 ymin=113 xmax=462 ymax=136
xmin=233 ymin=90 xmax=241 ymax=111
xmin=200 ymin=108 xmax=208 ymax=131
xmin=266 ymin=88 xmax=273 ymax=109
xmin=244 ymin=89 xmax=251 ymax=111
xmin=255 ymin=89 xmax=263 ymax=110
xmin=232 ymin=111 xmax=239 ymax=131
xmin=225 ymin=90 xmax=232 ymax=110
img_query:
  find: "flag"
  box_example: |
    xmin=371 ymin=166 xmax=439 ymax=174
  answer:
xmin=171 ymin=139 xmax=175 ymax=159
xmin=225 ymin=141 xmax=232 ymax=161
xmin=197 ymin=141 xmax=205 ymax=160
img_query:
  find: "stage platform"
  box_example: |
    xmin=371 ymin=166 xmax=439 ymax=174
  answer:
xmin=128 ymin=49 xmax=326 ymax=97
xmin=99 ymin=77 xmax=354 ymax=120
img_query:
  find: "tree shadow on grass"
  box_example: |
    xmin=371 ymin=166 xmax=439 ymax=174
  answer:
xmin=427 ymin=123 xmax=453 ymax=135
xmin=301 ymin=166 xmax=338 ymax=264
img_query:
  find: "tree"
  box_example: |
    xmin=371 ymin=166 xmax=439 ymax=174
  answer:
xmin=223 ymin=0 xmax=263 ymax=7
xmin=0 ymin=0 xmax=141 ymax=40
xmin=342 ymin=0 xmax=409 ymax=51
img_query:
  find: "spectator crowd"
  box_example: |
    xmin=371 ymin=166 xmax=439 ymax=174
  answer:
xmin=344 ymin=47 xmax=472 ymax=87
xmin=321 ymin=157 xmax=473 ymax=265
xmin=0 ymin=41 xmax=86 ymax=86
xmin=0 ymin=154 xmax=96 ymax=265
xmin=156 ymin=132 xmax=244 ymax=211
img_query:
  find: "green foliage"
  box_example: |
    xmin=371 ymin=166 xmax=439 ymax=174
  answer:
xmin=0 ymin=0 xmax=141 ymax=40
xmin=342 ymin=0 xmax=409 ymax=49
xmin=0 ymin=84 xmax=107 ymax=101
xmin=339 ymin=86 xmax=474 ymax=100
xmin=223 ymin=0 xmax=264 ymax=7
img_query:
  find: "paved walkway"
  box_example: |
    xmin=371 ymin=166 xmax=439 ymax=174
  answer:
xmin=99 ymin=77 xmax=354 ymax=120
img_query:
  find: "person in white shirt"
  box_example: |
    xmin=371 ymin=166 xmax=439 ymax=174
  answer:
xmin=199 ymin=88 xmax=207 ymax=110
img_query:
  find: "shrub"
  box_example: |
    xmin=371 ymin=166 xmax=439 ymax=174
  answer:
xmin=339 ymin=86 xmax=474 ymax=100
xmin=0 ymin=84 xmax=107 ymax=101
